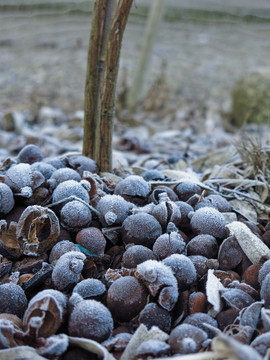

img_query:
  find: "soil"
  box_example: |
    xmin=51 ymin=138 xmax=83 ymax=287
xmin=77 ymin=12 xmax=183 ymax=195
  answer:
xmin=1 ymin=0 xmax=270 ymax=114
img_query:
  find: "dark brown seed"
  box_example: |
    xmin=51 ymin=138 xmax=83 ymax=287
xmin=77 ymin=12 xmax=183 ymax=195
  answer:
xmin=221 ymin=288 xmax=255 ymax=311
xmin=76 ymin=227 xmax=106 ymax=257
xmin=68 ymin=299 xmax=113 ymax=342
xmin=149 ymin=185 xmax=178 ymax=204
xmin=218 ymin=236 xmax=243 ymax=270
xmin=189 ymin=292 xmax=207 ymax=314
xmin=122 ymin=213 xmax=162 ymax=249
xmin=216 ymin=309 xmax=239 ymax=331
xmin=187 ymin=234 xmax=218 ymax=259
xmin=114 ymin=175 xmax=150 ymax=206
xmin=242 ymin=264 xmax=261 ymax=290
xmin=153 ymin=232 xmax=186 ymax=260
xmin=107 ymin=276 xmax=148 ymax=322
xmin=174 ymin=182 xmax=202 ymax=202
xmin=122 ymin=245 xmax=156 ymax=268
xmin=168 ymin=323 xmax=208 ymax=355
xmin=163 ymin=254 xmax=196 ymax=290
xmin=139 ymin=303 xmax=172 ymax=333
xmin=183 ymin=313 xmax=218 ymax=338
xmin=0 ymin=283 xmax=27 ymax=318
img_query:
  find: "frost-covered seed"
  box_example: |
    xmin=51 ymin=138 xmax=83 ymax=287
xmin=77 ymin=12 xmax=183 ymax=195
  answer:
xmin=139 ymin=303 xmax=172 ymax=333
xmin=76 ymin=227 xmax=106 ymax=256
xmin=174 ymin=181 xmax=202 ymax=202
xmin=260 ymin=273 xmax=270 ymax=308
xmin=169 ymin=323 xmax=208 ymax=355
xmin=72 ymin=279 xmax=106 ymax=299
xmin=162 ymin=254 xmax=197 ymax=290
xmin=122 ymin=213 xmax=162 ymax=248
xmin=49 ymin=168 xmax=81 ymax=185
xmin=187 ymin=234 xmax=218 ymax=259
xmin=60 ymin=200 xmax=92 ymax=232
xmin=183 ymin=313 xmax=218 ymax=338
xmin=49 ymin=240 xmax=80 ymax=265
xmin=107 ymin=276 xmax=148 ymax=322
xmin=153 ymin=232 xmax=186 ymax=260
xmin=0 ymin=183 xmax=15 ymax=215
xmin=194 ymin=194 xmax=232 ymax=212
xmin=52 ymin=251 xmax=86 ymax=291
xmin=17 ymin=144 xmax=45 ymax=164
xmin=0 ymin=283 xmax=27 ymax=318
xmin=5 ymin=163 xmax=34 ymax=192
xmin=31 ymin=162 xmax=56 ymax=180
xmin=258 ymin=259 xmax=270 ymax=285
xmin=122 ymin=245 xmax=156 ymax=268
xmin=67 ymin=155 xmax=96 ymax=176
xmin=68 ymin=299 xmax=113 ymax=342
xmin=114 ymin=175 xmax=150 ymax=205
xmin=190 ymin=207 xmax=227 ymax=239
xmin=96 ymin=194 xmax=132 ymax=226
xmin=52 ymin=180 xmax=89 ymax=203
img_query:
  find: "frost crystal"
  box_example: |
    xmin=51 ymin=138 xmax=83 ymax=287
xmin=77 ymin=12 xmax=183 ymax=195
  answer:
xmin=49 ymin=167 xmax=81 ymax=185
xmin=60 ymin=200 xmax=92 ymax=231
xmin=114 ymin=175 xmax=150 ymax=197
xmin=52 ymin=251 xmax=86 ymax=291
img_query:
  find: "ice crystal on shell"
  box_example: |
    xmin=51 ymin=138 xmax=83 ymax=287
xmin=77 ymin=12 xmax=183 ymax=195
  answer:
xmin=190 ymin=206 xmax=227 ymax=239
xmin=60 ymin=200 xmax=92 ymax=232
xmin=68 ymin=299 xmax=113 ymax=342
xmin=162 ymin=254 xmax=197 ymax=289
xmin=139 ymin=302 xmax=172 ymax=333
xmin=38 ymin=334 xmax=69 ymax=357
xmin=136 ymin=339 xmax=170 ymax=357
xmin=0 ymin=283 xmax=27 ymax=318
xmin=52 ymin=180 xmax=89 ymax=203
xmin=195 ymin=194 xmax=232 ymax=212
xmin=136 ymin=260 xmax=178 ymax=311
xmin=52 ymin=251 xmax=86 ymax=291
xmin=183 ymin=313 xmax=218 ymax=338
xmin=0 ymin=183 xmax=15 ymax=215
xmin=153 ymin=232 xmax=186 ymax=260
xmin=96 ymin=194 xmax=132 ymax=226
xmin=49 ymin=240 xmax=81 ymax=265
xmin=72 ymin=279 xmax=106 ymax=299
xmin=239 ymin=301 xmax=263 ymax=329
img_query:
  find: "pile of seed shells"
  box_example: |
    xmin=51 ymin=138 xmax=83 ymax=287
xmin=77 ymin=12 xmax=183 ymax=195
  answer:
xmin=1 ymin=143 xmax=270 ymax=360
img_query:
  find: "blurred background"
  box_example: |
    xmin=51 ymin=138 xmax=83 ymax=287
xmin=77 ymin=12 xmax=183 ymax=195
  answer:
xmin=1 ymin=0 xmax=270 ymax=115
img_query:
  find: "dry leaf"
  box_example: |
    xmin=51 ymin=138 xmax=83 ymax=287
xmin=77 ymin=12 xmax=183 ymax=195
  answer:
xmin=0 ymin=346 xmax=46 ymax=360
xmin=226 ymin=221 xmax=270 ymax=264
xmin=69 ymin=336 xmax=115 ymax=360
xmin=206 ymin=269 xmax=225 ymax=313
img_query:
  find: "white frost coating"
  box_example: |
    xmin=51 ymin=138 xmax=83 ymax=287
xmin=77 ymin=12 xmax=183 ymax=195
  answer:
xmin=52 ymin=251 xmax=86 ymax=291
xmin=226 ymin=221 xmax=270 ymax=264
xmin=261 ymin=308 xmax=270 ymax=332
xmin=60 ymin=200 xmax=92 ymax=231
xmin=38 ymin=334 xmax=69 ymax=357
xmin=206 ymin=269 xmax=224 ymax=312
xmin=120 ymin=324 xmax=168 ymax=360
xmin=5 ymin=163 xmax=33 ymax=192
xmin=50 ymin=168 xmax=81 ymax=184
xmin=162 ymin=254 xmax=197 ymax=287
xmin=0 ymin=183 xmax=14 ymax=214
xmin=52 ymin=180 xmax=89 ymax=203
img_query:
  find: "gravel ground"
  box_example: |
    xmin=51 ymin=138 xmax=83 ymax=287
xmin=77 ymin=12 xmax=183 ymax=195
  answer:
xmin=1 ymin=1 xmax=270 ymax=113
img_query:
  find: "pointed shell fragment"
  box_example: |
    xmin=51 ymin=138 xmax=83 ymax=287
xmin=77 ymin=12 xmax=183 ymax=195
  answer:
xmin=226 ymin=221 xmax=270 ymax=264
xmin=206 ymin=269 xmax=225 ymax=313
